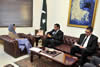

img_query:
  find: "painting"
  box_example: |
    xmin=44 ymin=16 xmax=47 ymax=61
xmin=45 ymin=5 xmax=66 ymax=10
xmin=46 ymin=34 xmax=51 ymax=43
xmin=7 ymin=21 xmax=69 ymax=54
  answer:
xmin=67 ymin=0 xmax=98 ymax=28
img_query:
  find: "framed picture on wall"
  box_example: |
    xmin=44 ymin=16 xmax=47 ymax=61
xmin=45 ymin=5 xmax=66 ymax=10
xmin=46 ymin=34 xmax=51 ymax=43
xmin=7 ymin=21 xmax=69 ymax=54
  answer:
xmin=67 ymin=0 xmax=98 ymax=28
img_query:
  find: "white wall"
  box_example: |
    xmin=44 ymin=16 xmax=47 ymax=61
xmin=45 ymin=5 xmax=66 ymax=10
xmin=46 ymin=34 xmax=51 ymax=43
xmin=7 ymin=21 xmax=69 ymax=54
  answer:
xmin=33 ymin=0 xmax=100 ymax=41
xmin=0 ymin=0 xmax=100 ymax=41
xmin=0 ymin=0 xmax=39 ymax=35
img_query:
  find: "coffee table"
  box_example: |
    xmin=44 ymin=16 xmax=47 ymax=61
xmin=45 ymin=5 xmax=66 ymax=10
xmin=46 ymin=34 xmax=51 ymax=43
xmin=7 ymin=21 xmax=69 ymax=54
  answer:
xmin=30 ymin=47 xmax=78 ymax=67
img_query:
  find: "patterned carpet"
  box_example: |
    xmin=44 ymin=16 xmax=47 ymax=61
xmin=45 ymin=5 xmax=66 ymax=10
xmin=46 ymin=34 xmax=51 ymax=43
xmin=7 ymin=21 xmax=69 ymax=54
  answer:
xmin=14 ymin=55 xmax=66 ymax=67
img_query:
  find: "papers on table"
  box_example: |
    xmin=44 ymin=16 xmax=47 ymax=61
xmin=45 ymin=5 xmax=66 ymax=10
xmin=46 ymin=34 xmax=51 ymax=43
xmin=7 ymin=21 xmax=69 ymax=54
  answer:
xmin=40 ymin=52 xmax=52 ymax=58
xmin=30 ymin=47 xmax=42 ymax=53
xmin=29 ymin=47 xmax=52 ymax=58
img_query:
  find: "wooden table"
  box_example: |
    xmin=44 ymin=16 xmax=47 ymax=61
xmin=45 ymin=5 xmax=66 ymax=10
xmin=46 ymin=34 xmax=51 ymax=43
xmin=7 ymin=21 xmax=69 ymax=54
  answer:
xmin=30 ymin=47 xmax=78 ymax=67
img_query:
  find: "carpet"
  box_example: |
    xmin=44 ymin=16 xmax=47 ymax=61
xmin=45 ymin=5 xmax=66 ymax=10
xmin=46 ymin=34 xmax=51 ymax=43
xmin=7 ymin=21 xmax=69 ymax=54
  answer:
xmin=15 ymin=55 xmax=65 ymax=67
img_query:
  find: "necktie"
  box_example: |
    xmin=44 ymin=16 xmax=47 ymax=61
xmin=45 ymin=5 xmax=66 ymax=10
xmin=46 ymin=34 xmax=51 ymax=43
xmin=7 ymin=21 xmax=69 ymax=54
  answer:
xmin=81 ymin=36 xmax=88 ymax=46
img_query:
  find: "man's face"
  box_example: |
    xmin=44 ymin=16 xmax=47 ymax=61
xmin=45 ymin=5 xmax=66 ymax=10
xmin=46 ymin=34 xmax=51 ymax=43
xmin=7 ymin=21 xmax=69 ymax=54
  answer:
xmin=85 ymin=29 xmax=92 ymax=36
xmin=54 ymin=25 xmax=59 ymax=31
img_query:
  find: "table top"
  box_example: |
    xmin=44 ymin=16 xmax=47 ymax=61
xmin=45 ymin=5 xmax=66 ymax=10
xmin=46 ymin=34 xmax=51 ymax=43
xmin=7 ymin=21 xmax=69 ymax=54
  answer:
xmin=30 ymin=47 xmax=78 ymax=66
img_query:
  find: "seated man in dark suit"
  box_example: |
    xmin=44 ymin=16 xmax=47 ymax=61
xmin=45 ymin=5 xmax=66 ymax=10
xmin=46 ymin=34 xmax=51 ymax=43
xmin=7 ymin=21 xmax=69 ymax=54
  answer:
xmin=43 ymin=23 xmax=64 ymax=48
xmin=70 ymin=26 xmax=98 ymax=66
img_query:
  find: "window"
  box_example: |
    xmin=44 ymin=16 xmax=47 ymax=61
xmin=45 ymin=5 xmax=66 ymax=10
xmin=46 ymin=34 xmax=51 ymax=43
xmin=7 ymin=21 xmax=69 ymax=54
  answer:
xmin=0 ymin=0 xmax=33 ymax=27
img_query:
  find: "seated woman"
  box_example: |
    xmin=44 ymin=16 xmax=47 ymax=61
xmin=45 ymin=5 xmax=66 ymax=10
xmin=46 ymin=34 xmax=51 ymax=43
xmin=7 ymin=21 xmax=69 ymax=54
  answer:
xmin=8 ymin=24 xmax=32 ymax=54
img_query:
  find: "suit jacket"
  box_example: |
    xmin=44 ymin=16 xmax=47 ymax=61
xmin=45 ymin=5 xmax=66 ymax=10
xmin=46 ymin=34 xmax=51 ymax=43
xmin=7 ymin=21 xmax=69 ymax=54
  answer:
xmin=47 ymin=29 xmax=64 ymax=42
xmin=77 ymin=34 xmax=98 ymax=52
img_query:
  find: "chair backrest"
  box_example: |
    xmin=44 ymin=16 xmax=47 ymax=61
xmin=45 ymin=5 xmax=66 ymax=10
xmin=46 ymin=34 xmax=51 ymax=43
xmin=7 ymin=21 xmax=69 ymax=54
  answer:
xmin=63 ymin=35 xmax=79 ymax=46
xmin=17 ymin=33 xmax=27 ymax=38
xmin=63 ymin=35 xmax=100 ymax=47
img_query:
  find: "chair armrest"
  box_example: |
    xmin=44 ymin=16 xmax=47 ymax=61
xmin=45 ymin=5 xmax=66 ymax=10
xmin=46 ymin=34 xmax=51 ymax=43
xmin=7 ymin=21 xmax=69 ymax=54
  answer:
xmin=26 ymin=34 xmax=35 ymax=46
xmin=4 ymin=39 xmax=21 ymax=58
xmin=41 ymin=35 xmax=47 ymax=40
xmin=4 ymin=39 xmax=19 ymax=49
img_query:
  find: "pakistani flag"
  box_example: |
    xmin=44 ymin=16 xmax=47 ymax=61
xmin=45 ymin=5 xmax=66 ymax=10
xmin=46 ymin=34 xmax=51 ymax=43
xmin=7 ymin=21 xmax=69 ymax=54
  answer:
xmin=40 ymin=0 xmax=47 ymax=34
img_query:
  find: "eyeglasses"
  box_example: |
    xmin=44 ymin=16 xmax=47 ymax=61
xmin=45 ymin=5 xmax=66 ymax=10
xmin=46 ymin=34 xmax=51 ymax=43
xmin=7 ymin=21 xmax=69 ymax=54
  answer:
xmin=85 ymin=31 xmax=90 ymax=33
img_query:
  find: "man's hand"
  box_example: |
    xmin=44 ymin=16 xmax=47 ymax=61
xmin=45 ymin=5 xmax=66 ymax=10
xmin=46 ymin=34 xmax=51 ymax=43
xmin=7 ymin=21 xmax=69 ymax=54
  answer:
xmin=79 ymin=46 xmax=85 ymax=48
xmin=47 ymin=34 xmax=52 ymax=38
xmin=74 ymin=42 xmax=85 ymax=48
xmin=74 ymin=42 xmax=80 ymax=46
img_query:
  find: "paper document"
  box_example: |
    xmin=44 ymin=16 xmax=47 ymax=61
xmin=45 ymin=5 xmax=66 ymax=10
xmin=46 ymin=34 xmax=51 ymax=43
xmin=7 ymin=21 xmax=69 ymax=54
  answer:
xmin=30 ymin=47 xmax=42 ymax=53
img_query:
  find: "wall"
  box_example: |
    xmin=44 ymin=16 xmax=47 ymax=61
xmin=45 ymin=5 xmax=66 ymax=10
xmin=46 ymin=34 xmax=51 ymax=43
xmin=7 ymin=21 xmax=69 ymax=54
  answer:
xmin=33 ymin=0 xmax=100 ymax=41
xmin=0 ymin=0 xmax=100 ymax=41
xmin=0 ymin=0 xmax=38 ymax=35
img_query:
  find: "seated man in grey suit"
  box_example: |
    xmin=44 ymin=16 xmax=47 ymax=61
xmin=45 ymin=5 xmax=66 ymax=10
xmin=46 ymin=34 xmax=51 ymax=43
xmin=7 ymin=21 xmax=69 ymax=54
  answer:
xmin=83 ymin=48 xmax=100 ymax=67
xmin=70 ymin=26 xmax=98 ymax=66
xmin=43 ymin=23 xmax=64 ymax=48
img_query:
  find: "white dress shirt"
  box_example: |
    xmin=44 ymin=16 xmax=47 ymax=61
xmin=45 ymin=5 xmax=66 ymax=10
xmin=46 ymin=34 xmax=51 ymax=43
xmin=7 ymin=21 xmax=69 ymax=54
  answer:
xmin=52 ymin=29 xmax=59 ymax=35
xmin=83 ymin=35 xmax=91 ymax=48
